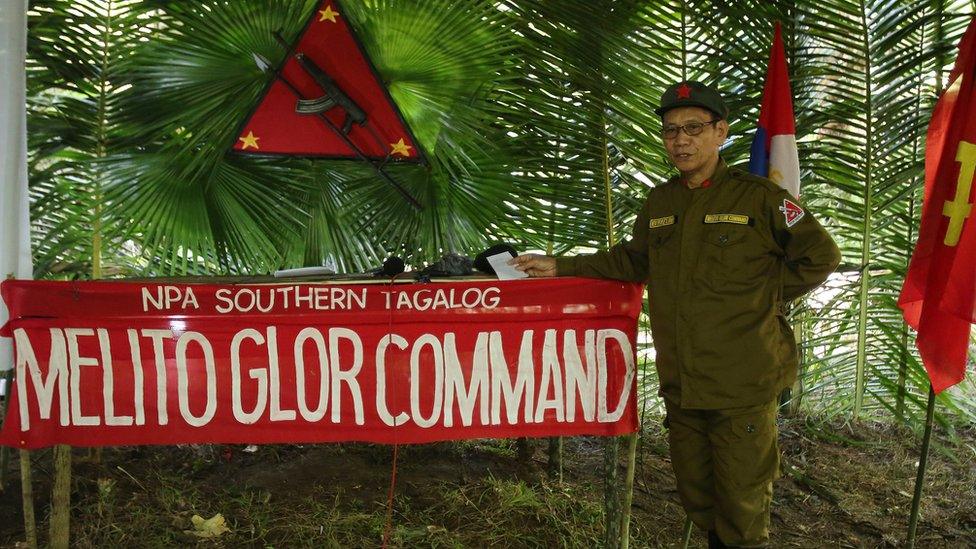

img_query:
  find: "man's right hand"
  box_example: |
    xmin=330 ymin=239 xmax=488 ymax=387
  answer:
xmin=510 ymin=254 xmax=558 ymax=277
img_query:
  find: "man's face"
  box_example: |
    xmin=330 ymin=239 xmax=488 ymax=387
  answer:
xmin=661 ymin=106 xmax=729 ymax=178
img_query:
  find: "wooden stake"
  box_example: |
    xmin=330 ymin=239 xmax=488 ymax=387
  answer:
xmin=49 ymin=444 xmax=71 ymax=549
xmin=547 ymin=437 xmax=562 ymax=482
xmin=907 ymin=385 xmax=936 ymax=548
xmin=0 ymin=445 xmax=8 ymax=492
xmin=1 ymin=368 xmax=13 ymax=491
xmin=618 ymin=432 xmax=639 ymax=549
xmin=516 ymin=437 xmax=532 ymax=462
xmin=20 ymin=449 xmax=36 ymax=549
xmin=603 ymin=436 xmax=620 ymax=549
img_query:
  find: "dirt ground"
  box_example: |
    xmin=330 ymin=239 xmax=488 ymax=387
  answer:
xmin=0 ymin=417 xmax=973 ymax=548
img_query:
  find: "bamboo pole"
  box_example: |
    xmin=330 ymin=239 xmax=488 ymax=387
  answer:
xmin=906 ymin=385 xmax=936 ymax=548
xmin=906 ymin=11 xmax=944 ymax=544
xmin=600 ymin=112 xmax=624 ymax=549
xmin=618 ymin=432 xmax=638 ymax=549
xmin=20 ymin=450 xmax=36 ymax=549
xmin=49 ymin=445 xmax=71 ymax=549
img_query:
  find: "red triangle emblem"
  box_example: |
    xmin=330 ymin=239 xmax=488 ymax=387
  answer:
xmin=233 ymin=0 xmax=422 ymax=162
xmin=779 ymin=198 xmax=805 ymax=227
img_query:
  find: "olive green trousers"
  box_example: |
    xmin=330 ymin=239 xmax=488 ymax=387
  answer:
xmin=664 ymin=399 xmax=780 ymax=547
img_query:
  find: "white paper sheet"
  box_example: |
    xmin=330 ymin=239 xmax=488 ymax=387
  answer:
xmin=487 ymin=252 xmax=528 ymax=280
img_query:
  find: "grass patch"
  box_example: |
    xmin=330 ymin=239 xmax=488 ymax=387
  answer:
xmin=1 ymin=421 xmax=973 ymax=547
xmin=64 ymin=450 xmax=613 ymax=548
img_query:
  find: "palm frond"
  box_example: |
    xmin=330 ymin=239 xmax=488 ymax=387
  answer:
xmin=24 ymin=0 xmax=976 ymax=425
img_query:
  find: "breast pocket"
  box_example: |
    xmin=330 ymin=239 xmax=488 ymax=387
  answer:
xmin=701 ymin=225 xmax=765 ymax=283
xmin=650 ymin=225 xmax=676 ymax=248
xmin=644 ymin=224 xmax=676 ymax=278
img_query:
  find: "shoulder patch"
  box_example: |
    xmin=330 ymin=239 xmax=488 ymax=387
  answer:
xmin=779 ymin=199 xmax=805 ymax=228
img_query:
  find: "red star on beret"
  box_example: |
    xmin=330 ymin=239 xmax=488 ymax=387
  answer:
xmin=677 ymin=83 xmax=692 ymax=99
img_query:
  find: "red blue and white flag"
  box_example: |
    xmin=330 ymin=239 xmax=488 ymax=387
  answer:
xmin=749 ymin=22 xmax=800 ymax=197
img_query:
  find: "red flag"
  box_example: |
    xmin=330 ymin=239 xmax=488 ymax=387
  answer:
xmin=233 ymin=0 xmax=421 ymax=161
xmin=748 ymin=21 xmax=800 ymax=198
xmin=899 ymin=15 xmax=976 ymax=393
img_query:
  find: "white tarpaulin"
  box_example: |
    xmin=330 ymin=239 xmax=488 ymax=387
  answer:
xmin=0 ymin=0 xmax=31 ymax=375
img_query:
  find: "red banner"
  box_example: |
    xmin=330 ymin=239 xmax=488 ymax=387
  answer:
xmin=899 ymin=15 xmax=976 ymax=392
xmin=0 ymin=278 xmax=642 ymax=449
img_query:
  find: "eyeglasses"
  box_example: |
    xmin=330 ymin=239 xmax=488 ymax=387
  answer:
xmin=660 ymin=119 xmax=720 ymax=139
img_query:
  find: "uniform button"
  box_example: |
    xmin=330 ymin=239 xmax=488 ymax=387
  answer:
xmin=718 ymin=234 xmax=729 ymax=244
xmin=745 ymin=423 xmax=756 ymax=433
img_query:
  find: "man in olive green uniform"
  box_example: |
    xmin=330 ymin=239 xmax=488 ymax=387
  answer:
xmin=512 ymin=81 xmax=840 ymax=548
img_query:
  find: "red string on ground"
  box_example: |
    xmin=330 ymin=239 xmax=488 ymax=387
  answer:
xmin=382 ymin=272 xmax=409 ymax=548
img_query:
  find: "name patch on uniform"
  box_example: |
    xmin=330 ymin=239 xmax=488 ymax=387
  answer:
xmin=779 ymin=199 xmax=805 ymax=227
xmin=703 ymin=213 xmax=751 ymax=225
xmin=649 ymin=215 xmax=676 ymax=228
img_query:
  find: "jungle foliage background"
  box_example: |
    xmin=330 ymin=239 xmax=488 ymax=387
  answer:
xmin=22 ymin=0 xmax=976 ymax=431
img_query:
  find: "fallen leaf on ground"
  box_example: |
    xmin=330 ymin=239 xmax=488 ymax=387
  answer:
xmin=184 ymin=513 xmax=230 ymax=538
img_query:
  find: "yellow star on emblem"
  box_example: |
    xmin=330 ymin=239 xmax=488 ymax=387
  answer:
xmin=390 ymin=138 xmax=412 ymax=157
xmin=318 ymin=6 xmax=339 ymax=23
xmin=238 ymin=131 xmax=260 ymax=150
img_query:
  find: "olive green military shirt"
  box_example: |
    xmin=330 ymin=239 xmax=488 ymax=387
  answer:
xmin=556 ymin=159 xmax=841 ymax=409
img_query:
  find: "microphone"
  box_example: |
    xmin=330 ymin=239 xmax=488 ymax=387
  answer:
xmin=474 ymin=244 xmax=518 ymax=275
xmin=414 ymin=252 xmax=473 ymax=280
xmin=371 ymin=256 xmax=405 ymax=277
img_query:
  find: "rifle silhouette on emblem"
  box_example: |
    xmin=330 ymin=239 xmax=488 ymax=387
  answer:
xmin=251 ymin=32 xmax=422 ymax=210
